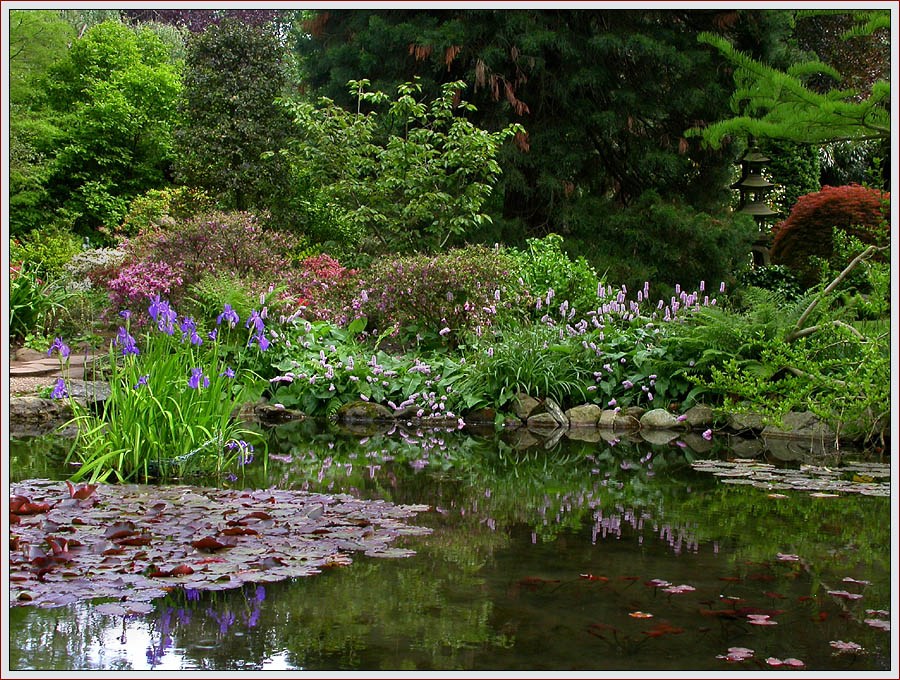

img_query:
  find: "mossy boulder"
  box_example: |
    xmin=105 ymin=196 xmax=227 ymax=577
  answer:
xmin=336 ymin=401 xmax=394 ymax=422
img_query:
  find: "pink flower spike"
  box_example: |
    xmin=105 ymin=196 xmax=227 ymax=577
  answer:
xmin=702 ymin=429 xmax=712 ymax=440
xmin=359 ymin=394 xmax=369 ymax=402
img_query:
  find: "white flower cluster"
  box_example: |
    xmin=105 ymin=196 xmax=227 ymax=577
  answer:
xmin=62 ymin=247 xmax=127 ymax=291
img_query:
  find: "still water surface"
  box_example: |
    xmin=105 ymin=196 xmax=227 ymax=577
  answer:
xmin=7 ymin=423 xmax=893 ymax=671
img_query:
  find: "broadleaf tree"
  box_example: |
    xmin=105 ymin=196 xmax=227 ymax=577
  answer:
xmin=15 ymin=20 xmax=181 ymax=237
xmin=281 ymin=78 xmax=523 ymax=255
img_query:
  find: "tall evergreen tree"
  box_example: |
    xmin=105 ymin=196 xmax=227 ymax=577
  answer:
xmin=175 ymin=19 xmax=294 ymax=212
xmin=293 ymin=9 xmax=787 ymax=241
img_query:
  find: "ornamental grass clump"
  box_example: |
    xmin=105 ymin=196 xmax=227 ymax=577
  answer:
xmin=60 ymin=298 xmax=265 ymax=483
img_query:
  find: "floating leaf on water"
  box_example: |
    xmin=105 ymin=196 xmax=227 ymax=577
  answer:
xmin=776 ymin=553 xmax=800 ymax=562
xmin=810 ymin=493 xmax=841 ymax=498
xmin=865 ymin=609 xmax=889 ymax=617
xmin=364 ymin=547 xmax=415 ymax=558
xmin=9 ymin=480 xmax=431 ymax=610
xmin=842 ymin=577 xmax=871 ymax=586
xmin=95 ymin=603 xmax=128 ymax=617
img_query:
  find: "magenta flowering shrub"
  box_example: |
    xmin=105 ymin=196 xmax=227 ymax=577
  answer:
xmin=106 ymin=260 xmax=184 ymax=311
xmin=102 ymin=211 xmax=302 ymax=316
xmin=349 ymin=246 xmax=522 ymax=346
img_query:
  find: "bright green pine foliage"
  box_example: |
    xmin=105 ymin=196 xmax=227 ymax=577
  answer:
xmin=689 ymin=11 xmax=890 ymax=147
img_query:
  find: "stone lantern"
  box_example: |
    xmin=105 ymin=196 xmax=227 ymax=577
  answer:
xmin=732 ymin=146 xmax=780 ymax=266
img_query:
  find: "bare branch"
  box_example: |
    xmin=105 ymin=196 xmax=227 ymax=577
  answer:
xmin=786 ymin=245 xmax=887 ymax=341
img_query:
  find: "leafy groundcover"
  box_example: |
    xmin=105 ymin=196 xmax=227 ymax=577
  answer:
xmin=10 ymin=480 xmax=431 ymax=611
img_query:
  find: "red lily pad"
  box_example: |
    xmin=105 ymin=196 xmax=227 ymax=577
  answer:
xmin=65 ymin=481 xmax=98 ymax=500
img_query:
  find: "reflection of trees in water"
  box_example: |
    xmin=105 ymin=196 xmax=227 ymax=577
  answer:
xmin=8 ymin=426 xmax=890 ymax=670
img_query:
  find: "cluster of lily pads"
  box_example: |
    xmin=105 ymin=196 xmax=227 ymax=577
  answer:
xmin=690 ymin=459 xmax=890 ymax=497
xmin=9 ymin=479 xmax=431 ymax=610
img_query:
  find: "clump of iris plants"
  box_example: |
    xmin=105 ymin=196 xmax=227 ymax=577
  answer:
xmin=54 ymin=297 xmax=269 ymax=483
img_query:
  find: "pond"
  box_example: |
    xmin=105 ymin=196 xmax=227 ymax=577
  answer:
xmin=7 ymin=423 xmax=892 ymax=671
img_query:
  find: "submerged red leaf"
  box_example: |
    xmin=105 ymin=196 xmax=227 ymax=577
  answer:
xmin=117 ymin=535 xmax=152 ymax=547
xmin=220 ymin=527 xmax=259 ymax=537
xmin=149 ymin=564 xmax=195 ymax=578
xmin=238 ymin=511 xmax=272 ymax=522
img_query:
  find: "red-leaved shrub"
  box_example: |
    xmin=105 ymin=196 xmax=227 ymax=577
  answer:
xmin=770 ymin=184 xmax=890 ymax=285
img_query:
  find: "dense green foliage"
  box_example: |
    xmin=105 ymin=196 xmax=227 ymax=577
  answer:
xmin=174 ymin=19 xmax=294 ymax=212
xmin=9 ymin=9 xmax=890 ymax=458
xmin=294 ymin=9 xmax=779 ymax=240
xmin=281 ymin=78 xmax=521 ymax=254
xmin=576 ymin=191 xmax=757 ymax=297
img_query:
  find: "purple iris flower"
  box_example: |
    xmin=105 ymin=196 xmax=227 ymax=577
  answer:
xmin=226 ymin=440 xmax=255 ymax=465
xmin=248 ymin=331 xmax=270 ymax=351
xmin=115 ymin=327 xmax=140 ymax=356
xmin=220 ymin=366 xmax=235 ymax=378
xmin=208 ymin=328 xmax=218 ymax=341
xmin=245 ymin=309 xmax=264 ymax=334
xmin=148 ymin=296 xmax=178 ymax=335
xmin=188 ymin=367 xmax=209 ymax=389
xmin=134 ymin=374 xmax=149 ymax=389
xmin=47 ymin=337 xmax=70 ymax=359
xmin=119 ymin=310 xmax=131 ymax=320
xmin=217 ymin=304 xmax=240 ymax=328
xmin=179 ymin=317 xmax=198 ymax=343
xmin=51 ymin=378 xmax=68 ymax=399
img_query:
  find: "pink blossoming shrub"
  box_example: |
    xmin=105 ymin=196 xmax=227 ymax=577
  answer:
xmin=107 ymin=260 xmax=184 ymax=310
xmin=294 ymin=254 xmax=359 ymax=323
xmin=348 ymin=246 xmax=522 ymax=346
xmin=103 ymin=211 xmax=302 ymax=315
